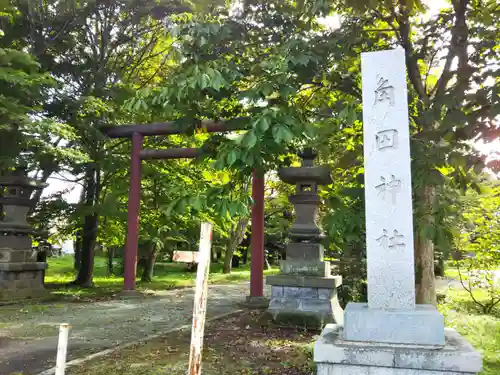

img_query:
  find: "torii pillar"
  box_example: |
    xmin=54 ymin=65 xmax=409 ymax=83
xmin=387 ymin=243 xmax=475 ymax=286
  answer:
xmin=121 ymin=139 xmax=266 ymax=298
xmin=249 ymin=170 xmax=265 ymax=299
xmin=123 ymin=132 xmax=143 ymax=292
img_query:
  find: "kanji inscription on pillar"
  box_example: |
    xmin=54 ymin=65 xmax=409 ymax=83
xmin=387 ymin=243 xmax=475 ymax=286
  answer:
xmin=362 ymin=48 xmax=416 ymax=310
xmin=375 ymin=175 xmax=402 ymax=203
xmin=375 ymin=129 xmax=398 ymax=150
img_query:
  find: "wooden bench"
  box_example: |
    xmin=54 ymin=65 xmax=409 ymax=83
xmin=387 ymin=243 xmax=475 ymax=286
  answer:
xmin=172 ymin=251 xmax=200 ymax=271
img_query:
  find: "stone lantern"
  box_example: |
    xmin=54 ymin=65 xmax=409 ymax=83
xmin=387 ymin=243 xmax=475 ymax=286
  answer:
xmin=0 ymin=168 xmax=47 ymax=301
xmin=266 ymin=148 xmax=343 ymax=328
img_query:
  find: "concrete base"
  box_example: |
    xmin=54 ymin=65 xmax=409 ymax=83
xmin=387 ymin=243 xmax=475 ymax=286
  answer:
xmin=344 ymin=303 xmax=445 ymax=346
xmin=0 ymin=262 xmax=47 ymax=301
xmin=266 ymin=275 xmax=343 ymax=329
xmin=243 ymin=296 xmax=270 ymax=309
xmin=314 ymin=324 xmax=482 ymax=375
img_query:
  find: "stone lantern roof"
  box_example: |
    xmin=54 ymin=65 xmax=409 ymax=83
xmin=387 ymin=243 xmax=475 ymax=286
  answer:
xmin=277 ymin=148 xmax=332 ymax=242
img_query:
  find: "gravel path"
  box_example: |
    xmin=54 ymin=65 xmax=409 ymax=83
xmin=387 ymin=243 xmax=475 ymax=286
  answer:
xmin=0 ymin=283 xmax=261 ymax=375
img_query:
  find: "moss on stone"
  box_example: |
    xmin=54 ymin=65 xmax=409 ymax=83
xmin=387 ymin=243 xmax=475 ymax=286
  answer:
xmin=272 ymin=311 xmax=327 ymax=330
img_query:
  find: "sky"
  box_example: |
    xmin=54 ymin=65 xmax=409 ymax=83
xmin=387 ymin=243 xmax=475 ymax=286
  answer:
xmin=43 ymin=0 xmax=499 ymax=248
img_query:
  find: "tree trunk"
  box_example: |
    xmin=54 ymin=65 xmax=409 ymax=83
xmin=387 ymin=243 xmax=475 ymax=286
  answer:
xmin=74 ymin=230 xmax=82 ymax=271
xmin=73 ymin=165 xmax=100 ymax=287
xmin=264 ymin=253 xmax=271 ymax=270
xmin=107 ymin=247 xmax=114 ymax=275
xmin=223 ymin=218 xmax=249 ymax=274
xmin=415 ymin=184 xmax=437 ymax=305
xmin=141 ymin=244 xmax=157 ymax=282
xmin=73 ymin=214 xmax=97 ymax=287
xmin=242 ymin=248 xmax=248 ymax=264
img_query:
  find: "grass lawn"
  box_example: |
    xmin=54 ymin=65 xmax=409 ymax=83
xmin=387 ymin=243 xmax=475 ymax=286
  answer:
xmin=445 ymin=266 xmax=460 ymax=279
xmin=45 ymin=255 xmax=279 ymax=300
xmin=61 ymin=287 xmax=499 ymax=375
xmin=439 ymin=289 xmax=500 ymax=375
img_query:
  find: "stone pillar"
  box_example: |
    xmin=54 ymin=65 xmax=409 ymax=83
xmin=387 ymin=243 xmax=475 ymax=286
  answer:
xmin=266 ymin=149 xmax=343 ymax=328
xmin=314 ymin=48 xmax=482 ymax=375
xmin=0 ymin=168 xmax=47 ymax=302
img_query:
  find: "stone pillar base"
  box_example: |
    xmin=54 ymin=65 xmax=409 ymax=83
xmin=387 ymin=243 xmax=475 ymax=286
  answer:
xmin=243 ymin=296 xmax=270 ymax=309
xmin=344 ymin=302 xmax=445 ymax=346
xmin=266 ymin=275 xmax=343 ymax=329
xmin=0 ymin=262 xmax=48 ymax=301
xmin=314 ymin=324 xmax=482 ymax=375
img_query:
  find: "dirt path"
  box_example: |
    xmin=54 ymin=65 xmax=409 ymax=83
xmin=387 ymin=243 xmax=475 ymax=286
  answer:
xmin=0 ymin=283 xmax=260 ymax=375
xmin=435 ymin=277 xmax=465 ymax=293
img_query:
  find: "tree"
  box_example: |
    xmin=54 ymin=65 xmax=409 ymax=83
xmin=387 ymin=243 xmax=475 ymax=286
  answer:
xmin=130 ymin=0 xmax=499 ymax=304
xmin=0 ymin=2 xmax=55 ymax=174
xmin=453 ymin=183 xmax=500 ymax=313
xmin=4 ymin=0 xmax=189 ymax=286
xmin=330 ymin=0 xmax=500 ymax=304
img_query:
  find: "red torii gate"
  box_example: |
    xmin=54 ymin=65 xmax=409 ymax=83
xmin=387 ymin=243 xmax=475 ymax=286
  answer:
xmin=102 ymin=120 xmax=265 ymax=299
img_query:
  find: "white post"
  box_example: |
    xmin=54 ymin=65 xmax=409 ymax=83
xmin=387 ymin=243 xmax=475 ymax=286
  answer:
xmin=55 ymin=323 xmax=71 ymax=375
xmin=187 ymin=222 xmax=213 ymax=375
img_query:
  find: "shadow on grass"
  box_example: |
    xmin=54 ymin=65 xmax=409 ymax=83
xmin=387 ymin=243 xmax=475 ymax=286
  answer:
xmin=483 ymin=359 xmax=500 ymax=375
xmin=43 ymin=256 xmax=279 ymax=302
xmin=448 ymin=298 xmax=500 ymax=319
xmin=440 ymin=289 xmax=500 ymax=375
xmin=442 ymin=290 xmax=500 ymax=319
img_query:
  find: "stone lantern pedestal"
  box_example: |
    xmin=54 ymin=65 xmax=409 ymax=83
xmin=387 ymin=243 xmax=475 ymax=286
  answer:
xmin=0 ymin=169 xmax=48 ymax=301
xmin=266 ymin=149 xmax=343 ymax=328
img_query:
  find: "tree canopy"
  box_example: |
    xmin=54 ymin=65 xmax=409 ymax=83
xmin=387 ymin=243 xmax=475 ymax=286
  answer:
xmin=0 ymin=0 xmax=498 ymax=302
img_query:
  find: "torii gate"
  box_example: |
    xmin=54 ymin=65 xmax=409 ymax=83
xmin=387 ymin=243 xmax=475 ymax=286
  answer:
xmin=102 ymin=119 xmax=265 ymax=299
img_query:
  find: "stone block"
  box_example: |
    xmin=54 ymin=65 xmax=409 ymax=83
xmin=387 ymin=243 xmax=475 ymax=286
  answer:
xmin=286 ymin=242 xmax=324 ymax=261
xmin=272 ymin=311 xmax=329 ymax=330
xmin=0 ymin=249 xmax=36 ymax=263
xmin=0 ymin=262 xmax=47 ymax=272
xmin=0 ymin=235 xmax=32 ymax=250
xmin=0 ymin=263 xmax=47 ymax=302
xmin=267 ymin=274 xmax=342 ymax=289
xmin=314 ymin=324 xmax=482 ymax=374
xmin=317 ymin=364 xmax=476 ymax=375
xmin=271 ymin=286 xmax=284 ymax=298
xmin=283 ymin=286 xmax=318 ymax=299
xmin=299 ymin=299 xmax=332 ymax=314
xmin=268 ymin=298 xmax=300 ymax=311
xmin=280 ymin=260 xmax=330 ymax=277
xmin=318 ymin=288 xmax=334 ymax=300
xmin=343 ymin=303 xmax=445 ymax=346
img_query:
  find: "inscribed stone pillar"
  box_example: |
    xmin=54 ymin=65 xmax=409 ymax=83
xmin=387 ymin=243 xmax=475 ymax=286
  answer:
xmin=313 ymin=48 xmax=482 ymax=375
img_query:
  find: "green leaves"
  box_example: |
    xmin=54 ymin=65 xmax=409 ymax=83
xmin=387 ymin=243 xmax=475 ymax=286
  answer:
xmin=272 ymin=126 xmax=294 ymax=144
xmin=242 ymin=131 xmax=258 ymax=148
xmin=226 ymin=149 xmax=238 ymax=166
xmin=255 ymin=116 xmax=271 ymax=132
